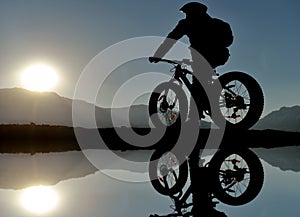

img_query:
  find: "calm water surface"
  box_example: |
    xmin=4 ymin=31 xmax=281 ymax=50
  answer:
xmin=0 ymin=146 xmax=299 ymax=217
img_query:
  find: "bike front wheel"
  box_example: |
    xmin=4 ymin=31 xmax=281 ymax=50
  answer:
xmin=148 ymin=82 xmax=188 ymax=128
xmin=149 ymin=149 xmax=189 ymax=196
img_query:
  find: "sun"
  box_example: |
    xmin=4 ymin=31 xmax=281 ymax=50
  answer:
xmin=21 ymin=185 xmax=59 ymax=214
xmin=21 ymin=64 xmax=58 ymax=92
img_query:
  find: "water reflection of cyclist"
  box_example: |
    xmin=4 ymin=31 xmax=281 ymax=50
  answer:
xmin=149 ymin=2 xmax=233 ymax=119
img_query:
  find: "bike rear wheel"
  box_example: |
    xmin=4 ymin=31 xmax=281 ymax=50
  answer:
xmin=216 ymin=71 xmax=264 ymax=130
xmin=209 ymin=148 xmax=264 ymax=206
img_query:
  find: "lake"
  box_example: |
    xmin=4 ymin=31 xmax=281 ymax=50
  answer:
xmin=0 ymin=146 xmax=299 ymax=217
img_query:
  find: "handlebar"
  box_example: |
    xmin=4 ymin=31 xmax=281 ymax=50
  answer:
xmin=149 ymin=57 xmax=192 ymax=65
xmin=149 ymin=57 xmax=192 ymax=75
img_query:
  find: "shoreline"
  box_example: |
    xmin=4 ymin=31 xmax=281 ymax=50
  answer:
xmin=0 ymin=124 xmax=299 ymax=154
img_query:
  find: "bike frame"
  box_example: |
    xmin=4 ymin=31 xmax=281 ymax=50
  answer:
xmin=163 ymin=185 xmax=193 ymax=217
xmin=156 ymin=58 xmax=248 ymax=118
xmin=160 ymin=59 xmax=215 ymax=115
xmin=151 ymin=159 xmax=217 ymax=217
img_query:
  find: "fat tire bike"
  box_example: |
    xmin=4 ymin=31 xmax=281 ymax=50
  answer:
xmin=148 ymin=58 xmax=264 ymax=130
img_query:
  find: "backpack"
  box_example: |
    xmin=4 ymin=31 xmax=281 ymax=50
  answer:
xmin=211 ymin=18 xmax=233 ymax=47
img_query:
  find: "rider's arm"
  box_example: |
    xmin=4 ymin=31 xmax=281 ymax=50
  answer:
xmin=152 ymin=20 xmax=186 ymax=59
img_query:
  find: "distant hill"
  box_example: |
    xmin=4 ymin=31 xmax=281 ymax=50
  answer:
xmin=0 ymin=151 xmax=98 ymax=189
xmin=0 ymin=88 xmax=150 ymax=128
xmin=253 ymin=106 xmax=300 ymax=132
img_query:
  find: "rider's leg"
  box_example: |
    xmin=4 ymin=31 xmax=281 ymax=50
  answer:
xmin=189 ymin=48 xmax=216 ymax=120
xmin=190 ymin=77 xmax=206 ymax=119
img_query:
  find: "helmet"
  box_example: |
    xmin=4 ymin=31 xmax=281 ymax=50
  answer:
xmin=180 ymin=2 xmax=208 ymax=15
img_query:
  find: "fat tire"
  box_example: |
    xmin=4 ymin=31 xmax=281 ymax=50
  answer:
xmin=149 ymin=149 xmax=189 ymax=196
xmin=217 ymin=71 xmax=264 ymax=130
xmin=209 ymin=148 xmax=264 ymax=206
xmin=149 ymin=82 xmax=188 ymax=128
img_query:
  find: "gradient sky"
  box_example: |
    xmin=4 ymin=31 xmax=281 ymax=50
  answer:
xmin=1 ymin=0 xmax=300 ymax=116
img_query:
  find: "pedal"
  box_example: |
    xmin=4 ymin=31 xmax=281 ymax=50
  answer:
xmin=169 ymin=113 xmax=177 ymax=121
xmin=225 ymin=114 xmax=241 ymax=119
xmin=158 ymin=95 xmax=166 ymax=101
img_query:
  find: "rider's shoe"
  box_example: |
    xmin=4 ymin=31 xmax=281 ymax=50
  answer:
xmin=188 ymin=107 xmax=205 ymax=120
xmin=195 ymin=107 xmax=205 ymax=119
xmin=199 ymin=110 xmax=205 ymax=119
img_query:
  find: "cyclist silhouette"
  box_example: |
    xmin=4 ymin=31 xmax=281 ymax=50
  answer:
xmin=149 ymin=2 xmax=233 ymax=119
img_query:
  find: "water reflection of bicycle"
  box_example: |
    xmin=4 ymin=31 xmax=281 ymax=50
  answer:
xmin=149 ymin=148 xmax=264 ymax=217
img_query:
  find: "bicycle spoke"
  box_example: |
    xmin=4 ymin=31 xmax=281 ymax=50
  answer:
xmin=220 ymin=154 xmax=253 ymax=198
xmin=220 ymin=80 xmax=251 ymax=124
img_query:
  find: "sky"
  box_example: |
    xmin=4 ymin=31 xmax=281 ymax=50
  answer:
xmin=1 ymin=0 xmax=300 ymax=116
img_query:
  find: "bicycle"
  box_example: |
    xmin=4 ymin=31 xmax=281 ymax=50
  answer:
xmin=148 ymin=147 xmax=264 ymax=217
xmin=148 ymin=58 xmax=264 ymax=130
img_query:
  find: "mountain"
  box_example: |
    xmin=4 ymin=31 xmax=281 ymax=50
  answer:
xmin=0 ymin=88 xmax=150 ymax=128
xmin=253 ymin=106 xmax=300 ymax=132
xmin=2 ymin=88 xmax=299 ymax=131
